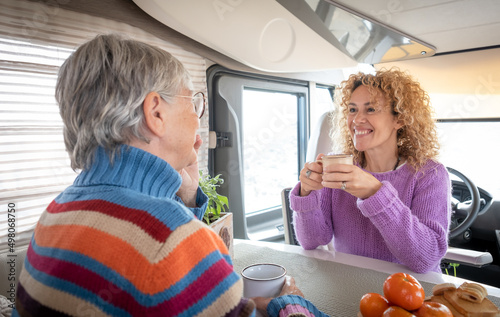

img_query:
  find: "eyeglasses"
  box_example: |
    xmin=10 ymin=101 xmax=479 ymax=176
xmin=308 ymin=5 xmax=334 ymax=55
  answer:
xmin=172 ymin=92 xmax=206 ymax=118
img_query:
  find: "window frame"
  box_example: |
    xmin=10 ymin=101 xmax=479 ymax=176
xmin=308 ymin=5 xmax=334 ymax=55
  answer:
xmin=207 ymin=65 xmax=312 ymax=241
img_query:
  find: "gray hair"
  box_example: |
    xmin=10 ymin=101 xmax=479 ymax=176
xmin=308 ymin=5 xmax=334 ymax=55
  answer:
xmin=56 ymin=33 xmax=193 ymax=170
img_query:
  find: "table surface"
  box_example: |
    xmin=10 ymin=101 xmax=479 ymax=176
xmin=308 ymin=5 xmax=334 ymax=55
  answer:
xmin=233 ymin=239 xmax=500 ymax=316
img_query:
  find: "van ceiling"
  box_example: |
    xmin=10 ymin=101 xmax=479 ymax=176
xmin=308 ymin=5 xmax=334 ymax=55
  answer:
xmin=132 ymin=0 xmax=500 ymax=73
xmin=30 ymin=0 xmax=500 ymax=83
xmin=377 ymin=47 xmax=500 ymax=95
xmin=333 ymin=0 xmax=500 ymax=54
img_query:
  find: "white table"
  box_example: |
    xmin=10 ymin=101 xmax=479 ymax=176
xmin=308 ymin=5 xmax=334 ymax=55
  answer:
xmin=233 ymin=239 xmax=500 ymax=316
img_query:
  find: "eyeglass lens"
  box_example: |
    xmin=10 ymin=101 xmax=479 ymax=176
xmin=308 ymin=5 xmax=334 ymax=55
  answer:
xmin=193 ymin=92 xmax=205 ymax=118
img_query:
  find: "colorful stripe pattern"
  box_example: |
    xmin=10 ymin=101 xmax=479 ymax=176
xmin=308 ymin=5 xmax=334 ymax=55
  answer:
xmin=14 ymin=146 xmax=251 ymax=316
xmin=16 ymin=197 xmax=247 ymax=316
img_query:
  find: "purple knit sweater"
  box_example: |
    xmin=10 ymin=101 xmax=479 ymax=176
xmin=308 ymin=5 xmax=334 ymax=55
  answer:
xmin=290 ymin=160 xmax=451 ymax=273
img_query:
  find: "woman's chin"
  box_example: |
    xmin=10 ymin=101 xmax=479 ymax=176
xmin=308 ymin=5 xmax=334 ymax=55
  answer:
xmin=353 ymin=142 xmax=367 ymax=152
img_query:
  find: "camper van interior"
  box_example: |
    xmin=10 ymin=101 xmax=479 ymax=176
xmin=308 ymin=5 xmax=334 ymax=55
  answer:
xmin=1 ymin=0 xmax=500 ymax=315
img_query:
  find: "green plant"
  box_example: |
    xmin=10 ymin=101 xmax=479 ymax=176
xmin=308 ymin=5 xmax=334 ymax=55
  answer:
xmin=444 ymin=263 xmax=460 ymax=277
xmin=199 ymin=170 xmax=229 ymax=224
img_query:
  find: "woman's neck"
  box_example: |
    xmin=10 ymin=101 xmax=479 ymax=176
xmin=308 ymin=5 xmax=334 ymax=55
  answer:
xmin=363 ymin=150 xmax=400 ymax=172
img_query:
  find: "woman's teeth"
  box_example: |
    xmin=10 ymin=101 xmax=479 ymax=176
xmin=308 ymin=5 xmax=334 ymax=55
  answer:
xmin=355 ymin=129 xmax=371 ymax=135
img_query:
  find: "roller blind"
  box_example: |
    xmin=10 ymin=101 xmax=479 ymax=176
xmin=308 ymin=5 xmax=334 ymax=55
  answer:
xmin=0 ymin=0 xmax=209 ymax=252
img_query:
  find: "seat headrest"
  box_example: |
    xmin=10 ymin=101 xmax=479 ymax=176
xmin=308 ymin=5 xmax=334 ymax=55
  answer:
xmin=306 ymin=111 xmax=334 ymax=162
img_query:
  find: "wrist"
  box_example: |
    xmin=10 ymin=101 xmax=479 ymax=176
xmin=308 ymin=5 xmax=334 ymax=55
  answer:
xmin=299 ymin=184 xmax=311 ymax=197
xmin=189 ymin=189 xmax=201 ymax=207
xmin=178 ymin=189 xmax=199 ymax=207
xmin=360 ymin=181 xmax=383 ymax=200
xmin=252 ymin=297 xmax=272 ymax=312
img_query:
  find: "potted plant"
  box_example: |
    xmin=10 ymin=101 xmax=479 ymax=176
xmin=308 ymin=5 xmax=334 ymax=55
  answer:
xmin=199 ymin=171 xmax=233 ymax=257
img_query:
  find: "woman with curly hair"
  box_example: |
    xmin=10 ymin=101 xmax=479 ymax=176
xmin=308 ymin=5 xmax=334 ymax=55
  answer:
xmin=289 ymin=68 xmax=451 ymax=273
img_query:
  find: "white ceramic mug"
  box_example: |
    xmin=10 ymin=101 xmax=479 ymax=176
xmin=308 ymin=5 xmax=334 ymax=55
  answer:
xmin=241 ymin=263 xmax=286 ymax=298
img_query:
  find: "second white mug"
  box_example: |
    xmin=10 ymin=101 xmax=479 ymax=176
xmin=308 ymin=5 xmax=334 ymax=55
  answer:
xmin=241 ymin=263 xmax=286 ymax=298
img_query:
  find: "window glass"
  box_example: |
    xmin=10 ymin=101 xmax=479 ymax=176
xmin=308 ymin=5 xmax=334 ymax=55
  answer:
xmin=0 ymin=0 xmax=209 ymax=251
xmin=437 ymin=121 xmax=500 ymax=196
xmin=242 ymin=89 xmax=298 ymax=214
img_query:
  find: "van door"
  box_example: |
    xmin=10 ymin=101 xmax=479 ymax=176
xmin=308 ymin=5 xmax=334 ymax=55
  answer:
xmin=208 ymin=67 xmax=310 ymax=240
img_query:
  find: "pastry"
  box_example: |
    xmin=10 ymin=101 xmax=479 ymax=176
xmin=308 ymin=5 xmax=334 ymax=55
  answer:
xmin=433 ymin=283 xmax=457 ymax=296
xmin=458 ymin=282 xmax=488 ymax=304
xmin=428 ymin=282 xmax=500 ymax=317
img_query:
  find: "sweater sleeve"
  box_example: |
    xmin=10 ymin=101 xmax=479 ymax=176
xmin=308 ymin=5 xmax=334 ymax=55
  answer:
xmin=289 ymin=182 xmax=334 ymax=249
xmin=267 ymin=295 xmax=330 ymax=317
xmin=357 ymin=163 xmax=451 ymax=273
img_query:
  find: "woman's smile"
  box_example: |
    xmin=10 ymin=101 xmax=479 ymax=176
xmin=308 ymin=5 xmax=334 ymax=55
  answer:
xmin=354 ymin=128 xmax=372 ymax=136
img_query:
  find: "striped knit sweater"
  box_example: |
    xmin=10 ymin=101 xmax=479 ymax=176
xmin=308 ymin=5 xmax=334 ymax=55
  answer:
xmin=14 ymin=146 xmax=326 ymax=317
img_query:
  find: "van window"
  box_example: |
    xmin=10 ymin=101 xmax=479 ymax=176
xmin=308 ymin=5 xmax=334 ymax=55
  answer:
xmin=437 ymin=120 xmax=500 ymax=196
xmin=430 ymin=73 xmax=500 ymax=197
xmin=0 ymin=1 xmax=209 ymax=252
xmin=241 ymin=84 xmax=334 ymax=216
xmin=242 ymin=89 xmax=299 ymax=214
xmin=208 ymin=66 xmax=334 ymax=241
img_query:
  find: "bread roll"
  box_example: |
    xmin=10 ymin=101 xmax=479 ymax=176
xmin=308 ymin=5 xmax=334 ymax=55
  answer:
xmin=433 ymin=283 xmax=457 ymax=296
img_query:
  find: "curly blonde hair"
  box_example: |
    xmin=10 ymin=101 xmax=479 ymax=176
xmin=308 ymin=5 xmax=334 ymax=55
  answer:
xmin=332 ymin=68 xmax=439 ymax=171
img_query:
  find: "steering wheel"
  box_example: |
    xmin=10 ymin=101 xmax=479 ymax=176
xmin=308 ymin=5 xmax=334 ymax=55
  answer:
xmin=447 ymin=167 xmax=481 ymax=240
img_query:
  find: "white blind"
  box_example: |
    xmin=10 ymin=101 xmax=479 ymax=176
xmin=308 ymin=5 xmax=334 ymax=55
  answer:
xmin=0 ymin=0 xmax=209 ymax=252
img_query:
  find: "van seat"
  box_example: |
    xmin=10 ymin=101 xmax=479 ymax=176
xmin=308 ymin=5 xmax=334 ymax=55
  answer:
xmin=443 ymin=247 xmax=493 ymax=267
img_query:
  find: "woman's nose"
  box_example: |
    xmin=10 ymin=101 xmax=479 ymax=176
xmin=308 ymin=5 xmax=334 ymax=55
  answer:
xmin=352 ymin=111 xmax=366 ymax=124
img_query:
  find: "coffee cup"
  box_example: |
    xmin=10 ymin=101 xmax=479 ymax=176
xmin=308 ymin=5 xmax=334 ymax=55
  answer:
xmin=241 ymin=263 xmax=286 ymax=298
xmin=320 ymin=154 xmax=353 ymax=168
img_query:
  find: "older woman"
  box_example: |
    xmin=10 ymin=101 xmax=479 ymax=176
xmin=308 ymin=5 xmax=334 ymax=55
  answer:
xmin=14 ymin=34 xmax=327 ymax=317
xmin=290 ymin=68 xmax=451 ymax=273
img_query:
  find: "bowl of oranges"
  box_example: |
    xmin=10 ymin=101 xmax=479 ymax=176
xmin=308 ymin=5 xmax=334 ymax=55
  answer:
xmin=359 ymin=272 xmax=452 ymax=317
xmin=359 ymin=272 xmax=500 ymax=316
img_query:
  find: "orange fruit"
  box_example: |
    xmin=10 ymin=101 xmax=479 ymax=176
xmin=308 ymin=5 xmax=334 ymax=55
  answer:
xmin=413 ymin=302 xmax=453 ymax=317
xmin=360 ymin=293 xmax=391 ymax=317
xmin=383 ymin=273 xmax=425 ymax=311
xmin=382 ymin=306 xmax=416 ymax=317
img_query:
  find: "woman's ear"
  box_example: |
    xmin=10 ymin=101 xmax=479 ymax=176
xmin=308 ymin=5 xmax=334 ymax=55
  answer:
xmin=393 ymin=115 xmax=404 ymax=131
xmin=143 ymin=92 xmax=167 ymax=137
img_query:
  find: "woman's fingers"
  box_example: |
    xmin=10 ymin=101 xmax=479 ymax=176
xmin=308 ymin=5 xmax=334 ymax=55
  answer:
xmin=279 ymin=276 xmax=304 ymax=297
xmin=300 ymin=162 xmax=324 ymax=194
xmin=321 ymin=166 xmax=383 ymax=199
